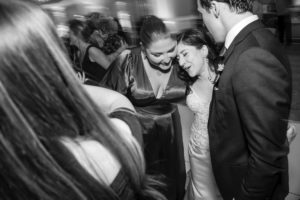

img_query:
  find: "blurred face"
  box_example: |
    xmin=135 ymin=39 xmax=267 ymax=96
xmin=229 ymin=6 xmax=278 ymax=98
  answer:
xmin=144 ymin=37 xmax=177 ymax=71
xmin=177 ymin=42 xmax=207 ymax=78
xmin=197 ymin=0 xmax=226 ymax=43
xmin=90 ymin=30 xmax=105 ymax=47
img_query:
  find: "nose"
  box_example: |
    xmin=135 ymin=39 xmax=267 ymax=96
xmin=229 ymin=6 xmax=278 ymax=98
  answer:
xmin=162 ymin=53 xmax=171 ymax=63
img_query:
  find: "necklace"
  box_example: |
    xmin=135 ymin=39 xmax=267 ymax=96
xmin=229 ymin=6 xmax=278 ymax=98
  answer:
xmin=207 ymin=68 xmax=217 ymax=84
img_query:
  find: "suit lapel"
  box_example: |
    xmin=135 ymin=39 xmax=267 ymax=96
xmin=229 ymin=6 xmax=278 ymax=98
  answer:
xmin=223 ymin=20 xmax=264 ymax=63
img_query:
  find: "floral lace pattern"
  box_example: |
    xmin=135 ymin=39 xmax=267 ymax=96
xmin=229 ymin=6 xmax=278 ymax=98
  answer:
xmin=186 ymin=89 xmax=211 ymax=150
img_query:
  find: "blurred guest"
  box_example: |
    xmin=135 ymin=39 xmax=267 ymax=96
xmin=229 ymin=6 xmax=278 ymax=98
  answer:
xmin=68 ymin=19 xmax=86 ymax=70
xmin=85 ymin=12 xmax=119 ymax=40
xmin=84 ymin=85 xmax=144 ymax=145
xmin=83 ymin=12 xmax=127 ymax=55
xmin=101 ymin=15 xmax=186 ymax=200
xmin=101 ymin=34 xmax=126 ymax=55
xmin=74 ymin=13 xmax=127 ymax=84
xmin=275 ymin=0 xmax=292 ymax=45
xmin=0 ymin=1 xmax=165 ymax=200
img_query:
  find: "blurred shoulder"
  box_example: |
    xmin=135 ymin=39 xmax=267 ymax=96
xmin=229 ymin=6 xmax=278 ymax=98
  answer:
xmin=83 ymin=85 xmax=135 ymax=113
xmin=61 ymin=137 xmax=121 ymax=185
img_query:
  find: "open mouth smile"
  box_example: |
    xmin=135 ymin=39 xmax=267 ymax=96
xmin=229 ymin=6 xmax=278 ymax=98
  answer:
xmin=183 ymin=65 xmax=191 ymax=71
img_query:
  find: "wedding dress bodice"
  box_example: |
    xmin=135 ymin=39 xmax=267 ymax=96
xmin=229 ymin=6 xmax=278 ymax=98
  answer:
xmin=186 ymin=88 xmax=211 ymax=150
xmin=185 ymin=86 xmax=222 ymax=200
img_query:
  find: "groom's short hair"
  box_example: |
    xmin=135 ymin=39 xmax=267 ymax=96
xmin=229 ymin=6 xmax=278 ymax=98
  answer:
xmin=197 ymin=0 xmax=254 ymax=13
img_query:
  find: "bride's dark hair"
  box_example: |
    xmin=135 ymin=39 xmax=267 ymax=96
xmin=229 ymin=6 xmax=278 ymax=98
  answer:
xmin=177 ymin=28 xmax=218 ymax=92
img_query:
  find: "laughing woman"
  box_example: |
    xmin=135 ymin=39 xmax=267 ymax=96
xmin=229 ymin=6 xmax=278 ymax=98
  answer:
xmin=101 ymin=15 xmax=186 ymax=200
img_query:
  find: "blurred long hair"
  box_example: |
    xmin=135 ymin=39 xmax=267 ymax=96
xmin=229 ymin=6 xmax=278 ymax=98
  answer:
xmin=0 ymin=0 xmax=164 ymax=199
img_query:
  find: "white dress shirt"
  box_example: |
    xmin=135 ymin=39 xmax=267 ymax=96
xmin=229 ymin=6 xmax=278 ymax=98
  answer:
xmin=224 ymin=15 xmax=259 ymax=49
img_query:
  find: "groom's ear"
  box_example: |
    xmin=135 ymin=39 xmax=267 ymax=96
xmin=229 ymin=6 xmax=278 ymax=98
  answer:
xmin=210 ymin=1 xmax=220 ymax=18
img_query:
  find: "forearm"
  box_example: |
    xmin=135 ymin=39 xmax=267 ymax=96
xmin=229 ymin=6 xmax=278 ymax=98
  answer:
xmin=106 ymin=46 xmax=125 ymax=62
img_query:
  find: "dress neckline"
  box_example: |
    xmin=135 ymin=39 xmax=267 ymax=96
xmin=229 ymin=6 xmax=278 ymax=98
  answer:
xmin=189 ymin=85 xmax=211 ymax=105
xmin=141 ymin=51 xmax=173 ymax=99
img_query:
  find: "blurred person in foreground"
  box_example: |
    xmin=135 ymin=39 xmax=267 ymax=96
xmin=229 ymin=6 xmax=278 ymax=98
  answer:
xmin=0 ymin=0 xmax=165 ymax=199
xmin=196 ymin=0 xmax=292 ymax=199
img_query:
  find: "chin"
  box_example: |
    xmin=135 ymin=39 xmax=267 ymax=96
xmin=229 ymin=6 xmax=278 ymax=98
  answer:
xmin=159 ymin=65 xmax=171 ymax=71
xmin=188 ymin=72 xmax=196 ymax=78
xmin=215 ymin=35 xmax=226 ymax=44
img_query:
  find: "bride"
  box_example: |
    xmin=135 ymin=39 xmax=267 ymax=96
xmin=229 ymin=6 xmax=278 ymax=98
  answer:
xmin=177 ymin=28 xmax=222 ymax=200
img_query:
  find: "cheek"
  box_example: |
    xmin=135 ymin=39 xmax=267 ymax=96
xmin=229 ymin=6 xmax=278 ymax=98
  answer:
xmin=202 ymin=15 xmax=210 ymax=27
xmin=168 ymin=51 xmax=177 ymax=60
xmin=148 ymin=55 xmax=161 ymax=64
xmin=193 ymin=57 xmax=205 ymax=74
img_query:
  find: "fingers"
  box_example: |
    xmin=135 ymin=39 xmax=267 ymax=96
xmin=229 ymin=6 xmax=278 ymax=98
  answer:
xmin=76 ymin=71 xmax=86 ymax=83
xmin=287 ymin=123 xmax=297 ymax=144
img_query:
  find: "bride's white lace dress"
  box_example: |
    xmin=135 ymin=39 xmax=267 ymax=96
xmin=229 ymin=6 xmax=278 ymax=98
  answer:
xmin=185 ymin=86 xmax=222 ymax=200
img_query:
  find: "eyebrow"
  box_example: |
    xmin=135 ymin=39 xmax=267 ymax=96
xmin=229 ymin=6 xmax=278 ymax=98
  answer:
xmin=179 ymin=49 xmax=187 ymax=54
xmin=150 ymin=44 xmax=177 ymax=55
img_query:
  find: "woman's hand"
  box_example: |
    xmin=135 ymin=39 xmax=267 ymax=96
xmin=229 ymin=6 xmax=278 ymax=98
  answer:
xmin=119 ymin=39 xmax=128 ymax=52
xmin=76 ymin=71 xmax=86 ymax=84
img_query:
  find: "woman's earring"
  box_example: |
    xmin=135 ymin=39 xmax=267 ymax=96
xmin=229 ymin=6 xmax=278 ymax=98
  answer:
xmin=141 ymin=47 xmax=147 ymax=59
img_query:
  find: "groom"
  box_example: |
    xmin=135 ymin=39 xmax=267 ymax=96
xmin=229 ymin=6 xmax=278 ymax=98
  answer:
xmin=197 ymin=0 xmax=292 ymax=199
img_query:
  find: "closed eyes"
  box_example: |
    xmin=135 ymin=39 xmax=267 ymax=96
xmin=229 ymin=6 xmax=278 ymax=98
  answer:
xmin=150 ymin=45 xmax=177 ymax=57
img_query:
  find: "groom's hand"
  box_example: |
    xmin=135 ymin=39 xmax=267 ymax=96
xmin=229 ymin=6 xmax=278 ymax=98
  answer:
xmin=287 ymin=122 xmax=297 ymax=144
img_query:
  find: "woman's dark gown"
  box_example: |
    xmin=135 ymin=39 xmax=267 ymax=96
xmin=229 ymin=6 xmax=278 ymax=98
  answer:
xmin=101 ymin=47 xmax=186 ymax=200
xmin=81 ymin=45 xmax=107 ymax=85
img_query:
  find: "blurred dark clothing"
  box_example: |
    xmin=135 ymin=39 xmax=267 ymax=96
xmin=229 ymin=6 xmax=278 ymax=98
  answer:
xmin=109 ymin=107 xmax=143 ymax=146
xmin=277 ymin=15 xmax=292 ymax=45
xmin=101 ymin=47 xmax=187 ymax=200
xmin=275 ymin=0 xmax=292 ymax=45
xmin=209 ymin=20 xmax=291 ymax=200
xmin=47 ymin=140 xmax=138 ymax=200
xmin=81 ymin=45 xmax=107 ymax=84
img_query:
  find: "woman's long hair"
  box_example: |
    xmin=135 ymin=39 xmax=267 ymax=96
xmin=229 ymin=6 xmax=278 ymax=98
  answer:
xmin=0 ymin=1 xmax=164 ymax=199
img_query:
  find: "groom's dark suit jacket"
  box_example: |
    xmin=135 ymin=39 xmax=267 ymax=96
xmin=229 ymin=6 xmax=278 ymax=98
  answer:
xmin=208 ymin=20 xmax=292 ymax=200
